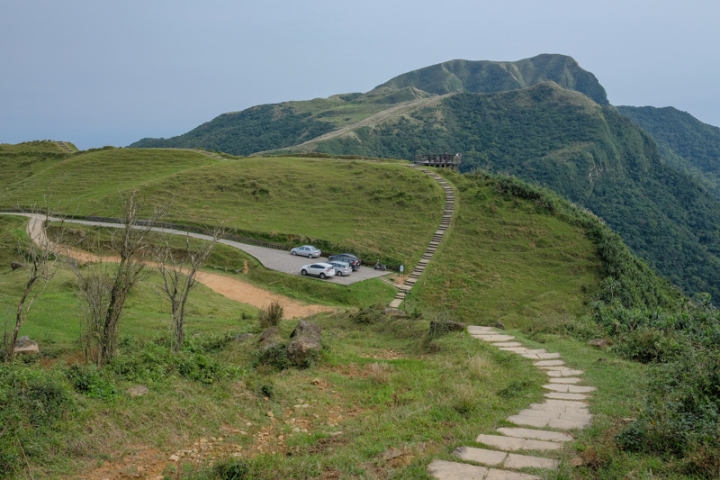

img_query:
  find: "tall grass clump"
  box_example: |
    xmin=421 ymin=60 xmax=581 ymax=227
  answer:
xmin=258 ymin=300 xmax=283 ymax=329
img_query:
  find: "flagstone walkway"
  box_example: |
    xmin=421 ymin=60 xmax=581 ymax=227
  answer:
xmin=428 ymin=326 xmax=594 ymax=480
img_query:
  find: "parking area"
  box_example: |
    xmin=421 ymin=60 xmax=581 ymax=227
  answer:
xmin=220 ymin=239 xmax=390 ymax=285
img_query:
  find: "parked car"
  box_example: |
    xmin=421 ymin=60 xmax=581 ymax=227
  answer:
xmin=327 ymin=253 xmax=361 ymax=270
xmin=300 ymin=262 xmax=336 ymax=279
xmin=328 ymin=260 xmax=352 ymax=276
xmin=291 ymin=245 xmax=321 ymax=258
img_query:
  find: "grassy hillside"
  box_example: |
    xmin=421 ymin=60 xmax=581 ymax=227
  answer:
xmin=302 ymin=83 xmax=720 ymax=302
xmin=617 ymin=105 xmax=720 ymax=198
xmin=0 ymin=147 xmax=443 ymax=267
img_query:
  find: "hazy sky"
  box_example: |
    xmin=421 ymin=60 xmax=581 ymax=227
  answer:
xmin=2 ymin=0 xmax=719 ymax=150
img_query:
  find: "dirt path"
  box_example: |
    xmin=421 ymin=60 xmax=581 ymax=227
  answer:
xmin=19 ymin=213 xmax=333 ymax=318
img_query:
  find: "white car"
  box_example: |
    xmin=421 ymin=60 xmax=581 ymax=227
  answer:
xmin=300 ymin=262 xmax=336 ymax=279
xmin=328 ymin=260 xmax=352 ymax=276
xmin=291 ymin=245 xmax=321 ymax=258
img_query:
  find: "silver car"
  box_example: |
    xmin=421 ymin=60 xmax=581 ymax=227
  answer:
xmin=291 ymin=245 xmax=321 ymax=258
xmin=328 ymin=260 xmax=351 ymax=276
xmin=300 ymin=262 xmax=336 ymax=279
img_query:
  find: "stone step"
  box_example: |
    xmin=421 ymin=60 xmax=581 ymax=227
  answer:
xmin=542 ymin=384 xmax=596 ymax=394
xmin=544 ymin=392 xmax=589 ymax=401
xmin=472 ymin=334 xmax=515 ymax=342
xmin=548 ymin=377 xmax=582 ymax=384
xmin=454 ymin=446 xmax=559 ymax=470
xmin=475 ymin=434 xmax=563 ymax=451
xmin=467 ymin=326 xmax=496 ymax=334
xmin=496 ymin=427 xmax=573 ymax=443
xmin=428 ymin=460 xmax=541 ymax=480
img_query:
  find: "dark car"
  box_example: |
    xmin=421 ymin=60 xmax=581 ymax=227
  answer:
xmin=328 ymin=253 xmax=361 ymax=271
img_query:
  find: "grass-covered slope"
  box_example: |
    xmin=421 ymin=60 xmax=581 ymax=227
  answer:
xmin=129 ymin=54 xmax=606 ymax=155
xmin=0 ymin=146 xmax=443 ymax=267
xmin=617 ymin=105 xmax=720 ymax=198
xmin=309 ymin=83 xmax=720 ymax=302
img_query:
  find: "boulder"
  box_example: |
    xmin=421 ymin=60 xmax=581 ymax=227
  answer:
xmin=13 ymin=336 xmax=39 ymax=355
xmin=290 ymin=320 xmax=321 ymax=340
xmin=258 ymin=326 xmax=282 ymax=346
xmin=287 ymin=335 xmax=322 ymax=368
xmin=384 ymin=308 xmax=407 ymax=318
xmin=10 ymin=262 xmax=23 ymax=271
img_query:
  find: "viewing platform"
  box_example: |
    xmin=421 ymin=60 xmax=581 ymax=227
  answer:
xmin=414 ymin=153 xmax=462 ymax=171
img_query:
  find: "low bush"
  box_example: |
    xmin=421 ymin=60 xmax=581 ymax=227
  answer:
xmin=351 ymin=304 xmax=386 ymax=324
xmin=616 ymin=349 xmax=720 ymax=476
xmin=64 ymin=364 xmax=118 ymax=400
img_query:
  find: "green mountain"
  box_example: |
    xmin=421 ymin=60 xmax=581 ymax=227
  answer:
xmin=617 ymin=105 xmax=720 ymax=198
xmin=129 ymin=54 xmax=720 ymax=301
xmin=129 ymin=54 xmax=607 ymax=154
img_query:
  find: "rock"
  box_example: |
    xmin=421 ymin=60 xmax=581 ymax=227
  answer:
xmin=10 ymin=262 xmax=23 ymax=271
xmin=384 ymin=308 xmax=407 ymax=318
xmin=287 ymin=335 xmax=322 ymax=368
xmin=569 ymin=456 xmax=583 ymax=467
xmin=13 ymin=336 xmax=39 ymax=355
xmin=290 ymin=320 xmax=321 ymax=340
xmin=493 ymin=320 xmax=506 ymax=330
xmin=588 ymin=338 xmax=612 ymax=349
xmin=127 ymin=385 xmax=149 ymax=397
xmin=258 ymin=326 xmax=281 ymax=344
xmin=267 ymin=411 xmax=274 ymax=418
xmin=233 ymin=333 xmax=255 ymax=342
xmin=169 ymin=454 xmax=179 ymax=462
xmin=311 ymin=378 xmax=321 ymax=385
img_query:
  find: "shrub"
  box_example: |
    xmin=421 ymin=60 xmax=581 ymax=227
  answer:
xmin=258 ymin=300 xmax=283 ymax=329
xmin=64 ymin=364 xmax=118 ymax=400
xmin=351 ymin=304 xmax=385 ymax=324
xmin=212 ymin=459 xmax=248 ymax=480
xmin=614 ymin=327 xmax=688 ymax=364
xmin=616 ymin=349 xmax=720 ymax=476
xmin=253 ymin=343 xmax=290 ymax=371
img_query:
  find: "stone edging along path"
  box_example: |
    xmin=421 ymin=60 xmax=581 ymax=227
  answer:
xmin=428 ymin=326 xmax=595 ymax=480
xmin=388 ymin=166 xmax=455 ymax=309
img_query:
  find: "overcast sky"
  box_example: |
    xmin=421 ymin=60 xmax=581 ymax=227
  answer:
xmin=2 ymin=0 xmax=719 ymax=150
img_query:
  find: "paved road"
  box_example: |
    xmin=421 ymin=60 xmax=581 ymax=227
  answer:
xmin=1 ymin=213 xmax=390 ymax=286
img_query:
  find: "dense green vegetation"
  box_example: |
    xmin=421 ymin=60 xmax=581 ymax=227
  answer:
xmin=617 ymin=105 xmax=720 ymax=198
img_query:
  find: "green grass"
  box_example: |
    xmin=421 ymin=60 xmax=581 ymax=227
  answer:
xmin=411 ymin=171 xmax=602 ymax=327
xmin=0 ymin=148 xmax=443 ymax=267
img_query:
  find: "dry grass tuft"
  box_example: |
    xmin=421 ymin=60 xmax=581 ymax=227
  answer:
xmin=368 ymin=362 xmax=393 ymax=384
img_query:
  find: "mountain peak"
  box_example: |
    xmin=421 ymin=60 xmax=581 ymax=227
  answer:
xmin=369 ymin=53 xmax=608 ymax=105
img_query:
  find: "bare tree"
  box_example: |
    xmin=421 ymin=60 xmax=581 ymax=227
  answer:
xmin=2 ymin=210 xmax=60 ymax=362
xmin=72 ymin=191 xmax=168 ymax=366
xmin=154 ymin=230 xmax=220 ymax=352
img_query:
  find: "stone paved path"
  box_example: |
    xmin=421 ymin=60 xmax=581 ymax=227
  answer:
xmin=428 ymin=326 xmax=594 ymax=480
xmin=388 ymin=166 xmax=455 ymax=308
